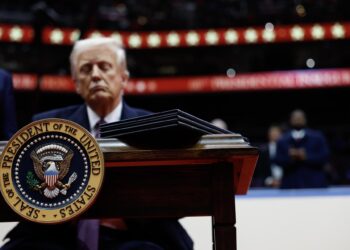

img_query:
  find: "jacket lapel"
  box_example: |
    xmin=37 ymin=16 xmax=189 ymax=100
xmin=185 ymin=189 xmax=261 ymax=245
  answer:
xmin=66 ymin=104 xmax=91 ymax=131
xmin=121 ymin=102 xmax=139 ymax=120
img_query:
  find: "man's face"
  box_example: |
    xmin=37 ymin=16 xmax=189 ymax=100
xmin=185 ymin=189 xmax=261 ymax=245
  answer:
xmin=74 ymin=44 xmax=128 ymax=108
xmin=268 ymin=126 xmax=281 ymax=142
xmin=290 ymin=111 xmax=306 ymax=130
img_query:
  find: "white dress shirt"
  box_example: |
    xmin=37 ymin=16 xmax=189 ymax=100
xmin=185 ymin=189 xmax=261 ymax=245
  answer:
xmin=86 ymin=102 xmax=123 ymax=137
xmin=291 ymin=129 xmax=305 ymax=140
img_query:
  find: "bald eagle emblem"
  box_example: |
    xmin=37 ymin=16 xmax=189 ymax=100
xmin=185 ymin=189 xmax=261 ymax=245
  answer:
xmin=30 ymin=143 xmax=77 ymax=199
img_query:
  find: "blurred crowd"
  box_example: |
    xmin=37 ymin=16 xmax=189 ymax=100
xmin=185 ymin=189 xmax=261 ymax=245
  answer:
xmin=251 ymin=109 xmax=341 ymax=189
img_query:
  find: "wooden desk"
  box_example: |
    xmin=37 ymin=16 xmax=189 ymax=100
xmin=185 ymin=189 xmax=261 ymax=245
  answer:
xmin=0 ymin=134 xmax=258 ymax=250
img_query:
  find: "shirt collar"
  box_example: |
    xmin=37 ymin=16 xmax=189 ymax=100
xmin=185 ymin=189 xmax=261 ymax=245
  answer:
xmin=291 ymin=129 xmax=305 ymax=140
xmin=86 ymin=102 xmax=123 ymax=132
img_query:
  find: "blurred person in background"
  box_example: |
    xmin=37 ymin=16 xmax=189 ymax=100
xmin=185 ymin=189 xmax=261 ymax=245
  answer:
xmin=0 ymin=69 xmax=17 ymax=140
xmin=211 ymin=118 xmax=228 ymax=130
xmin=252 ymin=125 xmax=283 ymax=188
xmin=275 ymin=109 xmax=330 ymax=189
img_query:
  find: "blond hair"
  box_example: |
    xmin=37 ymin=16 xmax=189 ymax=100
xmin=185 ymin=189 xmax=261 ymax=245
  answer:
xmin=70 ymin=37 xmax=127 ymax=80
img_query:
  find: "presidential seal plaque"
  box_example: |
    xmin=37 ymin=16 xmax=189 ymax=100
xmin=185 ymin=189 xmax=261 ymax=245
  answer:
xmin=0 ymin=119 xmax=104 ymax=223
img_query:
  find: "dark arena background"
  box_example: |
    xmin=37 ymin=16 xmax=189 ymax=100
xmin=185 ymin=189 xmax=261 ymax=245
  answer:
xmin=3 ymin=1 xmax=350 ymax=250
xmin=2 ymin=1 xmax=350 ymax=185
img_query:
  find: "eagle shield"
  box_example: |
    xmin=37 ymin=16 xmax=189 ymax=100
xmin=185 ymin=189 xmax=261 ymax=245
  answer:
xmin=30 ymin=143 xmax=75 ymax=199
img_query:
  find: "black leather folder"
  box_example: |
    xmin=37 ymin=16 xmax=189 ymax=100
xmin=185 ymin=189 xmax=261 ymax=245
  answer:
xmin=100 ymin=109 xmax=233 ymax=149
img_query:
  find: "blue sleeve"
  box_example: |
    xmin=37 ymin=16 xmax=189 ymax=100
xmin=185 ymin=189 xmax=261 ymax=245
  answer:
xmin=1 ymin=70 xmax=17 ymax=140
xmin=305 ymin=133 xmax=330 ymax=165
xmin=274 ymin=138 xmax=293 ymax=167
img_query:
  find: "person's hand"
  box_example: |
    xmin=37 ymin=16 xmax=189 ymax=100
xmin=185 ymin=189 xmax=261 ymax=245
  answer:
xmin=297 ymin=148 xmax=306 ymax=160
xmin=289 ymin=148 xmax=306 ymax=161
xmin=289 ymin=148 xmax=299 ymax=159
xmin=265 ymin=176 xmax=281 ymax=188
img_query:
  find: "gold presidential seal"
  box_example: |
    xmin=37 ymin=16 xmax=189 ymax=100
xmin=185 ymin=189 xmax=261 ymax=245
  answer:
xmin=0 ymin=119 xmax=104 ymax=223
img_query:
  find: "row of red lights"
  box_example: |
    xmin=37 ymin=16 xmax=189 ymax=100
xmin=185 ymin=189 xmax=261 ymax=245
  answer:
xmin=0 ymin=22 xmax=349 ymax=47
xmin=13 ymin=68 xmax=350 ymax=94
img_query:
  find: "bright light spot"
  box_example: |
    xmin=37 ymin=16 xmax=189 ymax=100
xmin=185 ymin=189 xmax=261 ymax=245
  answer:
xmin=128 ymin=33 xmax=142 ymax=48
xmin=50 ymin=29 xmax=63 ymax=44
xmin=331 ymin=23 xmax=345 ymax=39
xmin=306 ymin=58 xmax=315 ymax=68
xmin=148 ymin=82 xmax=157 ymax=92
xmin=265 ymin=22 xmax=274 ymax=31
xmin=205 ymin=30 xmax=219 ymax=45
xmin=111 ymin=32 xmax=123 ymax=45
xmin=226 ymin=68 xmax=236 ymax=78
xmin=186 ymin=31 xmax=200 ymax=46
xmin=9 ymin=26 xmax=23 ymax=41
xmin=167 ymin=32 xmax=180 ymax=46
xmin=147 ymin=33 xmax=161 ymax=47
xmin=291 ymin=26 xmax=304 ymax=41
xmin=135 ymin=81 xmax=146 ymax=92
xmin=311 ymin=25 xmax=325 ymax=40
xmin=224 ymin=29 xmax=238 ymax=44
xmin=70 ymin=30 xmax=80 ymax=42
xmin=244 ymin=28 xmax=258 ymax=43
xmin=262 ymin=29 xmax=275 ymax=42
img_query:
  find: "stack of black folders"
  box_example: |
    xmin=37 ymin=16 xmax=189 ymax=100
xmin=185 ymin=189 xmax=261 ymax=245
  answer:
xmin=99 ymin=109 xmax=237 ymax=149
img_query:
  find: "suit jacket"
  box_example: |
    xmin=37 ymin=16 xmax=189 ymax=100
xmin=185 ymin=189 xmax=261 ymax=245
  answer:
xmin=2 ymin=103 xmax=193 ymax=250
xmin=251 ymin=144 xmax=272 ymax=187
xmin=31 ymin=103 xmax=150 ymax=131
xmin=275 ymin=128 xmax=330 ymax=189
xmin=0 ymin=69 xmax=17 ymax=140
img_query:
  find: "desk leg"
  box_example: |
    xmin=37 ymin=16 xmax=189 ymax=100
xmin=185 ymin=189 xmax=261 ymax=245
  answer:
xmin=212 ymin=163 xmax=236 ymax=250
xmin=212 ymin=223 xmax=236 ymax=250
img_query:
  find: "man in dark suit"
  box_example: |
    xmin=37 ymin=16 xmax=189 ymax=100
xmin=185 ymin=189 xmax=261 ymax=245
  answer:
xmin=275 ymin=109 xmax=330 ymax=189
xmin=0 ymin=69 xmax=17 ymax=140
xmin=252 ymin=125 xmax=283 ymax=188
xmin=2 ymin=37 xmax=193 ymax=250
